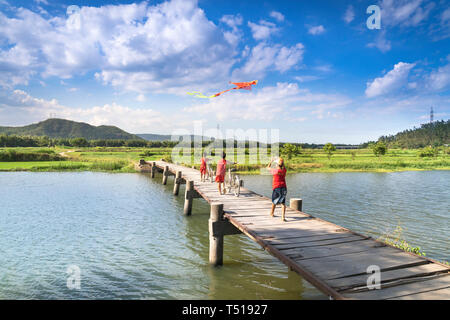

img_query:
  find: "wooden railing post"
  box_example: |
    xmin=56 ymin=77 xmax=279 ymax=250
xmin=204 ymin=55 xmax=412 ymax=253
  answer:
xmin=151 ymin=162 xmax=156 ymax=178
xmin=184 ymin=180 xmax=194 ymax=215
xmin=173 ymin=171 xmax=182 ymax=195
xmin=209 ymin=203 xmax=224 ymax=266
xmin=290 ymin=198 xmax=303 ymax=212
xmin=162 ymin=166 xmax=169 ymax=185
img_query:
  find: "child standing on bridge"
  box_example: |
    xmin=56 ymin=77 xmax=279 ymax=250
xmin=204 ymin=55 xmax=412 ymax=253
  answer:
xmin=200 ymin=152 xmax=210 ymax=182
xmin=215 ymin=152 xmax=236 ymax=195
xmin=267 ymin=157 xmax=287 ymax=222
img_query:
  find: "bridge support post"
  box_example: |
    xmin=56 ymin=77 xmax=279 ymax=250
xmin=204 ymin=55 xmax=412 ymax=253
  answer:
xmin=184 ymin=180 xmax=194 ymax=215
xmin=162 ymin=166 xmax=169 ymax=185
xmin=151 ymin=162 xmax=156 ymax=178
xmin=173 ymin=171 xmax=182 ymax=195
xmin=290 ymin=198 xmax=303 ymax=212
xmin=209 ymin=203 xmax=224 ymax=266
xmin=208 ymin=203 xmax=242 ymax=266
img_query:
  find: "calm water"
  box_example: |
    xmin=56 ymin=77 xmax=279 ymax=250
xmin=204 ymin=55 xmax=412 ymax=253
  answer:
xmin=0 ymin=170 xmax=448 ymax=299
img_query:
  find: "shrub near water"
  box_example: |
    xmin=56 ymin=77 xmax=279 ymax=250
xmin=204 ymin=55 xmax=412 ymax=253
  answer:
xmin=0 ymin=149 xmax=64 ymax=162
xmin=90 ymin=160 xmax=128 ymax=171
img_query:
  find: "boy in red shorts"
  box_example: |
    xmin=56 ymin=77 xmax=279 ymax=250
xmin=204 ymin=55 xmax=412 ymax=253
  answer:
xmin=267 ymin=157 xmax=287 ymax=221
xmin=215 ymin=152 xmax=236 ymax=195
xmin=200 ymin=152 xmax=209 ymax=182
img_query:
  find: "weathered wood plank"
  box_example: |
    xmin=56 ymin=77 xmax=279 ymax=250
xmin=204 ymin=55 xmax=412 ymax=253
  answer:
xmin=273 ymin=235 xmax=368 ymax=250
xmin=267 ymin=232 xmax=358 ymax=244
xmin=295 ymin=246 xmax=426 ymax=280
xmin=387 ymin=286 xmax=450 ymax=300
xmin=329 ymin=263 xmax=450 ymax=292
xmin=284 ymin=240 xmax=382 ymax=262
xmin=344 ymin=274 xmax=450 ymax=300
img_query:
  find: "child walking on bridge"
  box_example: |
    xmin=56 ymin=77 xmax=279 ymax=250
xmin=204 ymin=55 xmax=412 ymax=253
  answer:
xmin=215 ymin=152 xmax=236 ymax=195
xmin=267 ymin=157 xmax=287 ymax=221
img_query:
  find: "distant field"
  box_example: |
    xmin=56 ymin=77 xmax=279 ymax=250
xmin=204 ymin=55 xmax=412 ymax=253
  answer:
xmin=0 ymin=147 xmax=449 ymax=173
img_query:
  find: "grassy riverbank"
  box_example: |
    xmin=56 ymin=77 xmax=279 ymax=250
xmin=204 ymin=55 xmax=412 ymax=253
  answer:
xmin=0 ymin=146 xmax=449 ymax=173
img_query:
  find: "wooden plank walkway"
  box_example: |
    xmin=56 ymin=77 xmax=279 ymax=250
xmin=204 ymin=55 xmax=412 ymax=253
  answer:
xmin=138 ymin=160 xmax=450 ymax=300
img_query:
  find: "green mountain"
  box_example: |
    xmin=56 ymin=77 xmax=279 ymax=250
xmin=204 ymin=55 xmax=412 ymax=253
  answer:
xmin=374 ymin=120 xmax=450 ymax=148
xmin=0 ymin=118 xmax=142 ymax=140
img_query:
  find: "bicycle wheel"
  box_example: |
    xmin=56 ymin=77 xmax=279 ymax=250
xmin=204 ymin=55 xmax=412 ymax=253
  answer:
xmin=234 ymin=175 xmax=240 ymax=197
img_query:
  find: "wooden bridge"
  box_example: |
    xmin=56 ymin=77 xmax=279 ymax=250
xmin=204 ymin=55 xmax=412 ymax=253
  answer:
xmin=137 ymin=160 xmax=450 ymax=300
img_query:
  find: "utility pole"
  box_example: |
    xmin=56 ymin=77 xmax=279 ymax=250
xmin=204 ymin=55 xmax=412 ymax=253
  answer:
xmin=430 ymin=106 xmax=434 ymax=124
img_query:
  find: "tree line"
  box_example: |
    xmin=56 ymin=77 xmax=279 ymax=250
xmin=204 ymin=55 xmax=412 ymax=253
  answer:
xmin=0 ymin=135 xmax=180 ymax=148
xmin=363 ymin=120 xmax=449 ymax=148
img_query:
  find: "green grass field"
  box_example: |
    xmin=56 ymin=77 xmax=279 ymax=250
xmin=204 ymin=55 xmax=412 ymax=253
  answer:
xmin=0 ymin=146 xmax=448 ymax=173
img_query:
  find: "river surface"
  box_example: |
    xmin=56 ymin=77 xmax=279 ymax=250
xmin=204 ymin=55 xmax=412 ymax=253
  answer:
xmin=0 ymin=171 xmax=448 ymax=299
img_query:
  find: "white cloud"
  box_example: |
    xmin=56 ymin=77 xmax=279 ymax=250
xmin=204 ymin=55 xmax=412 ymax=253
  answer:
xmin=136 ymin=94 xmax=146 ymax=102
xmin=0 ymin=0 xmax=238 ymax=93
xmin=220 ymin=14 xmax=243 ymax=46
xmin=220 ymin=14 xmax=243 ymax=31
xmin=184 ymin=82 xmax=351 ymax=122
xmin=365 ymin=62 xmax=416 ymax=98
xmin=0 ymin=90 xmax=173 ymax=133
xmin=367 ymin=30 xmax=392 ymax=53
xmin=269 ymin=11 xmax=284 ymax=22
xmin=314 ymin=64 xmax=333 ymax=73
xmin=343 ymin=5 xmax=355 ymax=24
xmin=426 ymin=63 xmax=450 ymax=92
xmin=366 ymin=0 xmax=435 ymax=52
xmin=380 ymin=0 xmax=434 ymax=27
xmin=248 ymin=20 xmax=279 ymax=40
xmin=442 ymin=8 xmax=450 ymax=22
xmin=307 ymin=25 xmax=325 ymax=35
xmin=234 ymin=42 xmax=304 ymax=78
xmin=295 ymin=75 xmax=321 ymax=82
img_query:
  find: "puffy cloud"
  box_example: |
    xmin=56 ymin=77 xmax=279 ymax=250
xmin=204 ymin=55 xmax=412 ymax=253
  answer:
xmin=220 ymin=14 xmax=243 ymax=46
xmin=365 ymin=62 xmax=415 ymax=98
xmin=307 ymin=25 xmax=325 ymax=35
xmin=0 ymin=0 xmax=238 ymax=93
xmin=367 ymin=30 xmax=392 ymax=53
xmin=233 ymin=42 xmax=304 ymax=78
xmin=220 ymin=14 xmax=243 ymax=31
xmin=184 ymin=82 xmax=351 ymax=121
xmin=426 ymin=63 xmax=450 ymax=92
xmin=366 ymin=0 xmax=435 ymax=52
xmin=0 ymin=90 xmax=175 ymax=133
xmin=343 ymin=5 xmax=355 ymax=24
xmin=380 ymin=0 xmax=433 ymax=27
xmin=248 ymin=20 xmax=279 ymax=40
xmin=269 ymin=11 xmax=284 ymax=22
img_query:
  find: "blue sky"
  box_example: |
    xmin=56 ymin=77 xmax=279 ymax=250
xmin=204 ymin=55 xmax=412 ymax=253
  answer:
xmin=0 ymin=0 xmax=449 ymax=143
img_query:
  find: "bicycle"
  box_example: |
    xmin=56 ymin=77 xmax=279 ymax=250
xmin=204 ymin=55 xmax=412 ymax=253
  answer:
xmin=226 ymin=164 xmax=241 ymax=197
xmin=206 ymin=161 xmax=214 ymax=183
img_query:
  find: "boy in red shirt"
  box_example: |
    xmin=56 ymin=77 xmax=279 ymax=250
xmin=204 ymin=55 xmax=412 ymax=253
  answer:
xmin=215 ymin=152 xmax=236 ymax=195
xmin=200 ymin=152 xmax=210 ymax=182
xmin=267 ymin=157 xmax=287 ymax=221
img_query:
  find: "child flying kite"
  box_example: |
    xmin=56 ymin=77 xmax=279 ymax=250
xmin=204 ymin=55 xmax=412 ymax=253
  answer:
xmin=188 ymin=80 xmax=258 ymax=98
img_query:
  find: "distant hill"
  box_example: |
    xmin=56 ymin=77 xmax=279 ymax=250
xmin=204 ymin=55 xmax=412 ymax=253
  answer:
xmin=370 ymin=120 xmax=450 ymax=148
xmin=0 ymin=118 xmax=142 ymax=140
